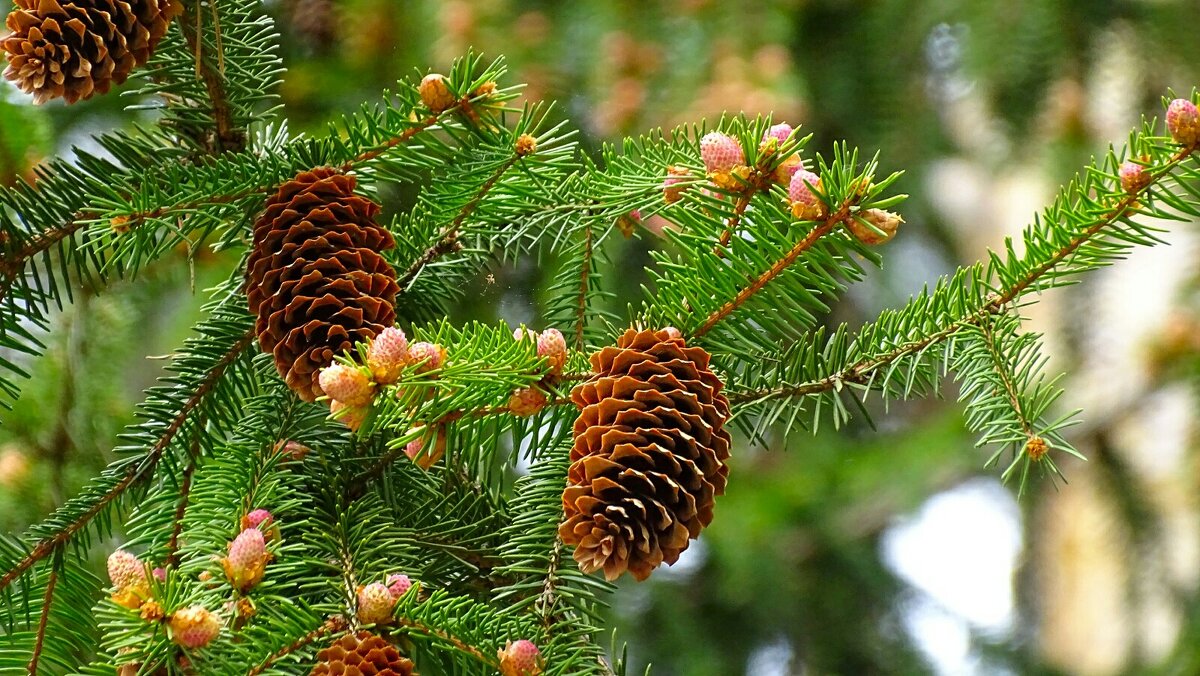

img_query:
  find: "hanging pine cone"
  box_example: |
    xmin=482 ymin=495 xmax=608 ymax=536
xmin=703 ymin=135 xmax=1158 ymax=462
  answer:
xmin=312 ymin=631 xmax=416 ymax=676
xmin=246 ymin=168 xmax=399 ymax=402
xmin=2 ymin=0 xmax=180 ymax=104
xmin=560 ymin=328 xmax=731 ymax=581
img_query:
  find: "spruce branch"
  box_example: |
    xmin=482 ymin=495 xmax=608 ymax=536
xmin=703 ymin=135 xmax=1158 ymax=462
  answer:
xmin=0 ymin=305 xmax=255 ymax=595
xmin=165 ymin=454 xmax=199 ymax=568
xmin=25 ymin=554 xmax=57 ymax=675
xmin=397 ymin=153 xmax=522 ymax=291
xmin=246 ymin=615 xmax=347 ymax=676
xmin=693 ymin=200 xmax=852 ymax=338
xmin=177 ymin=0 xmax=243 ymax=153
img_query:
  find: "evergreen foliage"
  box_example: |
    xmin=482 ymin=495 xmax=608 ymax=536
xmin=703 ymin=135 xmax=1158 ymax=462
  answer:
xmin=0 ymin=1 xmax=1198 ymax=673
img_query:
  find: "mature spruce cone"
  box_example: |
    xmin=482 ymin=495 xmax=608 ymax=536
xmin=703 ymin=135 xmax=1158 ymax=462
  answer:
xmin=2 ymin=0 xmax=180 ymax=104
xmin=312 ymin=631 xmax=416 ymax=676
xmin=560 ymin=327 xmax=731 ymax=581
xmin=247 ymin=168 xmax=398 ymax=402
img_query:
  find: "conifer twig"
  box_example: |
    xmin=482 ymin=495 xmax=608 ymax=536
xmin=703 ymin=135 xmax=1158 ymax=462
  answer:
xmin=165 ymin=454 xmax=199 ymax=568
xmin=693 ymin=201 xmax=852 ymax=337
xmin=394 ymin=617 xmax=498 ymax=668
xmin=26 ymin=560 xmax=57 ymax=675
xmin=0 ymin=329 xmax=255 ymax=593
xmin=178 ymin=0 xmax=243 ymax=153
xmin=0 ymin=218 xmax=88 ymax=302
xmin=246 ymin=616 xmax=347 ymax=676
xmin=731 ymin=142 xmax=1199 ymax=407
xmin=397 ymin=155 xmax=522 ymax=291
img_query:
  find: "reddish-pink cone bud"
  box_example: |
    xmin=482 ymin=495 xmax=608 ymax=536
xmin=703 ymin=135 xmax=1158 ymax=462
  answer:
xmin=367 ymin=327 xmax=410 ymax=385
xmin=223 ymin=528 xmax=268 ymax=592
xmin=662 ymin=165 xmax=691 ymax=204
xmin=153 ymin=567 xmax=167 ymax=583
xmin=107 ymin=550 xmax=145 ymax=590
xmin=330 ymin=400 xmax=369 ymax=432
xmin=356 ymin=582 xmax=396 ymax=625
xmin=788 ymin=170 xmax=823 ymax=219
xmin=318 ymin=364 xmax=374 ymax=407
xmin=761 ymin=123 xmax=793 ymax=148
xmin=408 ymin=342 xmax=446 ymax=373
xmin=1119 ymin=159 xmax=1151 ymax=194
xmin=419 ymin=73 xmax=456 ymax=114
xmin=386 ymin=574 xmax=412 ymax=600
xmin=774 ymin=153 xmax=804 ymax=186
xmin=274 ymin=439 xmax=311 ymax=461
xmin=847 ymin=209 xmax=903 ymax=245
xmin=1166 ymin=98 xmax=1200 ymax=145
xmin=404 ymin=427 xmax=447 ymax=469
xmin=513 ymin=327 xmax=537 ymax=342
xmin=243 ymin=508 xmax=273 ymax=531
xmin=536 ymin=328 xmax=567 ymax=374
xmin=498 ymin=639 xmax=544 ymax=676
xmin=169 ymin=606 xmax=220 ymax=649
xmin=509 ymin=387 xmax=548 ymax=416
xmin=700 ymin=132 xmax=745 ymax=174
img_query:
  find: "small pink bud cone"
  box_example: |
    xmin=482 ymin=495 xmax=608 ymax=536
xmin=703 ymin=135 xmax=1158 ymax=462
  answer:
xmin=107 ymin=550 xmax=145 ymax=590
xmin=386 ymin=574 xmax=412 ymax=600
xmin=788 ymin=170 xmax=823 ymax=219
xmin=1166 ymin=98 xmax=1200 ymax=145
xmin=356 ymin=582 xmax=396 ymax=624
xmin=700 ymin=132 xmax=745 ymax=174
xmin=408 ymin=341 xmax=446 ymax=373
xmin=223 ymin=528 xmax=268 ymax=592
xmin=274 ymin=439 xmax=311 ymax=461
xmin=847 ymin=209 xmax=904 ymax=245
xmin=243 ymin=508 xmax=273 ymax=530
xmin=536 ymin=328 xmax=567 ymax=374
xmin=498 ymin=639 xmax=544 ymax=676
xmin=367 ymin=327 xmax=410 ymax=385
xmin=509 ymin=387 xmax=548 ymax=416
xmin=513 ymin=327 xmax=537 ymax=342
xmin=318 ymin=364 xmax=374 ymax=407
xmin=404 ymin=429 xmax=447 ymax=470
xmin=662 ymin=165 xmax=691 ymax=204
xmin=662 ymin=326 xmax=683 ymax=341
xmin=330 ymin=400 xmax=369 ymax=432
xmin=169 ymin=606 xmax=221 ymax=649
xmin=1119 ymin=160 xmax=1151 ymax=194
xmin=153 ymin=567 xmax=167 ymax=582
xmin=419 ymin=73 xmax=456 ymax=114
xmin=761 ymin=122 xmax=793 ymax=148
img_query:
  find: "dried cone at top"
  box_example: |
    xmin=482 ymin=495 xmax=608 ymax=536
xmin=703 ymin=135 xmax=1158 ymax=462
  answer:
xmin=3 ymin=0 xmax=180 ymax=104
xmin=312 ymin=631 xmax=416 ymax=676
xmin=561 ymin=328 xmax=731 ymax=581
xmin=247 ymin=168 xmax=399 ymax=401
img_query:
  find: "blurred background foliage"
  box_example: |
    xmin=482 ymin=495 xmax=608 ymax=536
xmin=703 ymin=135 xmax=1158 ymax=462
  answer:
xmin=3 ymin=0 xmax=1200 ymax=674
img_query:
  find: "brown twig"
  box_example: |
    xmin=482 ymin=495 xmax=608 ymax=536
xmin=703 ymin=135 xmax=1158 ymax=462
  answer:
xmin=165 ymin=453 xmax=199 ymax=568
xmin=26 ymin=560 xmax=58 ymax=674
xmin=693 ymin=203 xmax=851 ymax=338
xmin=729 ymin=143 xmax=1199 ymax=408
xmin=573 ymin=222 xmax=594 ymax=351
xmin=396 ymin=155 xmax=521 ymax=291
xmin=394 ymin=617 xmax=497 ymax=668
xmin=0 ymin=330 xmax=254 ymax=594
xmin=178 ymin=0 xmax=243 ymax=153
xmin=246 ymin=616 xmax=347 ymax=675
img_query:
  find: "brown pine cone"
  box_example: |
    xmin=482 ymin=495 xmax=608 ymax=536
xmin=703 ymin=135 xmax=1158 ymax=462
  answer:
xmin=247 ymin=168 xmax=398 ymax=402
xmin=2 ymin=0 xmax=180 ymax=104
xmin=312 ymin=631 xmax=416 ymax=676
xmin=560 ymin=327 xmax=731 ymax=581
